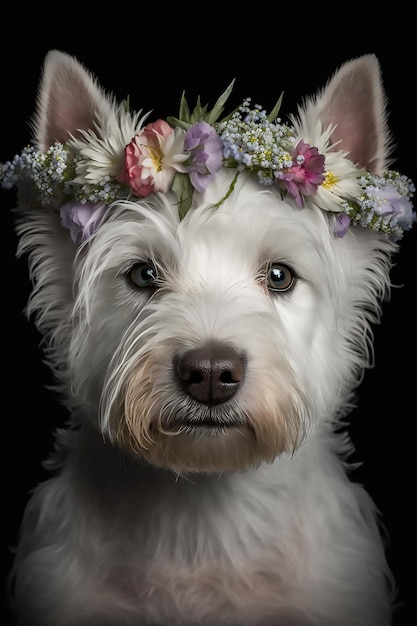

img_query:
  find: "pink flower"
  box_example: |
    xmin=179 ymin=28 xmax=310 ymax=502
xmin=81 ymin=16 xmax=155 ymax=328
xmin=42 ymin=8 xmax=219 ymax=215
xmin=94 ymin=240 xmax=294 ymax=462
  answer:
xmin=277 ymin=140 xmax=325 ymax=207
xmin=184 ymin=122 xmax=223 ymax=192
xmin=118 ymin=120 xmax=188 ymax=198
xmin=60 ymin=201 xmax=107 ymax=243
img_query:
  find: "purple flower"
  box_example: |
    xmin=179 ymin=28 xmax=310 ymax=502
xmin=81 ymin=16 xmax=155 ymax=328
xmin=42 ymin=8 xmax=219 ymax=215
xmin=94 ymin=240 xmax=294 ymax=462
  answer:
xmin=332 ymin=212 xmax=351 ymax=238
xmin=368 ymin=184 xmax=414 ymax=230
xmin=184 ymin=122 xmax=223 ymax=192
xmin=60 ymin=201 xmax=107 ymax=243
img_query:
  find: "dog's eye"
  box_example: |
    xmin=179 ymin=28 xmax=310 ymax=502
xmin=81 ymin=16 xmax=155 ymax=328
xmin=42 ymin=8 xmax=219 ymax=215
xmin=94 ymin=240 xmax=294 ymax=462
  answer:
xmin=127 ymin=262 xmax=158 ymax=289
xmin=266 ymin=263 xmax=296 ymax=292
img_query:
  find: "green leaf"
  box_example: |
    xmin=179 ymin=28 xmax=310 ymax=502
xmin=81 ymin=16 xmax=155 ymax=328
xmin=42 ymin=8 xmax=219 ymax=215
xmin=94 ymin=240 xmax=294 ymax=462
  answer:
xmin=267 ymin=92 xmax=284 ymax=123
xmin=167 ymin=79 xmax=236 ymax=129
xmin=171 ymin=172 xmax=194 ymax=220
xmin=205 ymin=79 xmax=236 ymax=125
xmin=213 ymin=171 xmax=240 ymax=209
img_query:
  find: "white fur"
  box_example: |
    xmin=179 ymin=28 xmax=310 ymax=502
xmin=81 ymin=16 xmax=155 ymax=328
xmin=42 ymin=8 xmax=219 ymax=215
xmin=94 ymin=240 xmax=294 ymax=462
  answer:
xmin=8 ymin=51 xmax=400 ymax=625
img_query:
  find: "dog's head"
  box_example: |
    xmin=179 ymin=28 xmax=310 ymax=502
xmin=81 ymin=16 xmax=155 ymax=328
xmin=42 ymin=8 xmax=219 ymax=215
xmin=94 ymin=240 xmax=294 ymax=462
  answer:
xmin=2 ymin=51 xmax=414 ymax=473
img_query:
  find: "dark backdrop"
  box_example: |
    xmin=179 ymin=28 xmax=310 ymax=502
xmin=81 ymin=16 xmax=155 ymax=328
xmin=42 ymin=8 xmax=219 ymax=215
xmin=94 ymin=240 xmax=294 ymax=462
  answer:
xmin=2 ymin=10 xmax=415 ymax=626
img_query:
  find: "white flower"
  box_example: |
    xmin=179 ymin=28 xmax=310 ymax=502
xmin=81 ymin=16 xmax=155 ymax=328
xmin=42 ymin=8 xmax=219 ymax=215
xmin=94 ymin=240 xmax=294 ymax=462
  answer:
xmin=69 ymin=105 xmax=151 ymax=185
xmin=312 ymin=148 xmax=364 ymax=213
xmin=291 ymin=120 xmax=363 ymax=212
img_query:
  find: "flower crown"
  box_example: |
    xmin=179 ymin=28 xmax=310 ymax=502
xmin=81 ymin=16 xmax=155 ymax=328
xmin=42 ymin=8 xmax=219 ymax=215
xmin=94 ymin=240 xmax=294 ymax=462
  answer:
xmin=1 ymin=81 xmax=415 ymax=244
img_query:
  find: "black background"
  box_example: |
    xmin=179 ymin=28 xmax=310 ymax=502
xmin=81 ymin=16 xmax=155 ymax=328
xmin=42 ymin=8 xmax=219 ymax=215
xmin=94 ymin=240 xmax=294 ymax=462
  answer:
xmin=2 ymin=9 xmax=415 ymax=626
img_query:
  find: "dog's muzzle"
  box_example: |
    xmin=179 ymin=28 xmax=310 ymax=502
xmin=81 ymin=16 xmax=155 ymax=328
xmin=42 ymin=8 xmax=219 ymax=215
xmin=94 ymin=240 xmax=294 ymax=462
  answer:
xmin=118 ymin=339 xmax=297 ymax=471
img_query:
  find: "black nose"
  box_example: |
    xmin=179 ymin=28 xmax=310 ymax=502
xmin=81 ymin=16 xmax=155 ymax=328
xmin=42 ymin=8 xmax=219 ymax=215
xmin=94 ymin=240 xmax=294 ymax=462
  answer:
xmin=175 ymin=343 xmax=245 ymax=405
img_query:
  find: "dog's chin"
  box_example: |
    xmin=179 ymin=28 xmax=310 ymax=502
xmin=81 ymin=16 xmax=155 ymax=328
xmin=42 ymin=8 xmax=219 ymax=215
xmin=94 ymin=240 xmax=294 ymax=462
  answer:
xmin=116 ymin=423 xmax=285 ymax=474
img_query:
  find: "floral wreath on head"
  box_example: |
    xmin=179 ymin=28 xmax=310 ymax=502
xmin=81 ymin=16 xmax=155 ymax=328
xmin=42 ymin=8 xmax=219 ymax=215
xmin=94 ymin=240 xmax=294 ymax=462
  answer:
xmin=1 ymin=81 xmax=415 ymax=244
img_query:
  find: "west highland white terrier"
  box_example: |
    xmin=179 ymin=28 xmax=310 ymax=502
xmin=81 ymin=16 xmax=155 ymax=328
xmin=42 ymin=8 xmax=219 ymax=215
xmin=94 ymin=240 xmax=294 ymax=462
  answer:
xmin=2 ymin=50 xmax=415 ymax=626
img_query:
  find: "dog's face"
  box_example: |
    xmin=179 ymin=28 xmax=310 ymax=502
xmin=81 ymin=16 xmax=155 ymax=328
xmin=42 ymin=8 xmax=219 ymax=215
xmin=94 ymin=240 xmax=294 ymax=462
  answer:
xmin=3 ymin=51 xmax=414 ymax=474
xmin=64 ymin=168 xmax=396 ymax=474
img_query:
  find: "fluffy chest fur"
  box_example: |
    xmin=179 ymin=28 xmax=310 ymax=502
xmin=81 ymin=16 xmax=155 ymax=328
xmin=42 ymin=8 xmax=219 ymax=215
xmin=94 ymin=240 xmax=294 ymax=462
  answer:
xmin=20 ymin=423 xmax=390 ymax=626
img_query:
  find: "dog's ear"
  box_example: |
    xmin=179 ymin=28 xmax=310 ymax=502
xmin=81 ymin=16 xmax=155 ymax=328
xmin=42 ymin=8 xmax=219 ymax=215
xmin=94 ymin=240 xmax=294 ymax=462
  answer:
xmin=298 ymin=54 xmax=391 ymax=176
xmin=34 ymin=50 xmax=114 ymax=151
xmin=12 ymin=51 xmax=117 ymax=383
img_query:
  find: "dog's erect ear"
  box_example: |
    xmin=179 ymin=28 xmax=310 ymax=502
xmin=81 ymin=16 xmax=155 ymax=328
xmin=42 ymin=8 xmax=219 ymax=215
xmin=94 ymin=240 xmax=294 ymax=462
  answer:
xmin=299 ymin=54 xmax=391 ymax=176
xmin=34 ymin=50 xmax=114 ymax=151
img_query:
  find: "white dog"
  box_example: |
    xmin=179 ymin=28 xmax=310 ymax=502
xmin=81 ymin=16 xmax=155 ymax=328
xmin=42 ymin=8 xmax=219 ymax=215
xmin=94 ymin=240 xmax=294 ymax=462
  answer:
xmin=2 ymin=50 xmax=415 ymax=625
